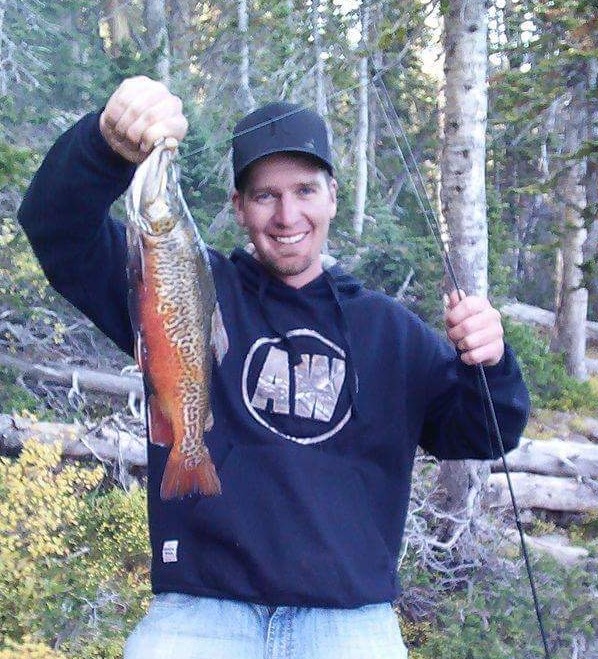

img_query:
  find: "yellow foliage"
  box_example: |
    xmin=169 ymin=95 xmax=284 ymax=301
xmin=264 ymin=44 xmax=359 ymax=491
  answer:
xmin=397 ymin=614 xmax=433 ymax=658
xmin=0 ymin=636 xmax=66 ymax=658
xmin=0 ymin=440 xmax=103 ymax=639
xmin=0 ymin=439 xmax=151 ymax=655
xmin=0 ymin=440 xmax=103 ymax=562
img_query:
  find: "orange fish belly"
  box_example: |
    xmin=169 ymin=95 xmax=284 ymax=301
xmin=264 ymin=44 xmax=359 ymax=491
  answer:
xmin=136 ymin=242 xmax=221 ymax=500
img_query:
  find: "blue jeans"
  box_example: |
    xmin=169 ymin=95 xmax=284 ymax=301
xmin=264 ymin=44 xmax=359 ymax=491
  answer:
xmin=124 ymin=593 xmax=409 ymax=659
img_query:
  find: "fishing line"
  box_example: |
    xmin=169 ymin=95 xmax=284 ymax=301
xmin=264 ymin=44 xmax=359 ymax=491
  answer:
xmin=178 ymin=54 xmax=411 ymax=164
xmin=372 ymin=65 xmax=552 ymax=659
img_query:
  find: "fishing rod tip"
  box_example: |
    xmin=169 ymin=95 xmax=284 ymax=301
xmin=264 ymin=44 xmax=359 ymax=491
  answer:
xmin=152 ymin=136 xmax=179 ymax=151
xmin=164 ymin=136 xmax=179 ymax=150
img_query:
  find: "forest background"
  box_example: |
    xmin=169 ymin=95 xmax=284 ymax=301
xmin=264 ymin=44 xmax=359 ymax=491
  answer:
xmin=0 ymin=0 xmax=597 ymax=657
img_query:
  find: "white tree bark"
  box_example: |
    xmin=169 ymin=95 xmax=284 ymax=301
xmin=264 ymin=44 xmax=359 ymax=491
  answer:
xmin=105 ymin=0 xmax=131 ymax=57
xmin=238 ymin=0 xmax=255 ymax=112
xmin=0 ymin=415 xmax=147 ymax=467
xmin=352 ymin=1 xmax=369 ymax=238
xmin=491 ymin=437 xmax=598 ymax=479
xmin=501 ymin=530 xmax=589 ymax=567
xmin=486 ymin=472 xmax=598 ymax=513
xmin=440 ymin=0 xmax=489 ymax=294
xmin=437 ymin=0 xmax=490 ymax=530
xmin=0 ymin=352 xmax=143 ymax=399
xmin=311 ymin=0 xmax=327 ymax=120
xmin=168 ymin=0 xmax=193 ymax=68
xmin=551 ymin=84 xmax=588 ymax=381
xmin=368 ymin=34 xmax=382 ymax=183
xmin=500 ymin=301 xmax=598 ymax=341
xmin=584 ymin=59 xmax=598 ymax=316
xmin=0 ymin=0 xmax=8 ymax=96
xmin=144 ymin=0 xmax=170 ymax=84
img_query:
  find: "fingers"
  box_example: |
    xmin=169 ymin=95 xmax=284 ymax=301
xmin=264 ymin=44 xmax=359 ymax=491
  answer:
xmin=445 ymin=290 xmax=505 ymax=367
xmin=99 ymin=76 xmax=188 ymax=164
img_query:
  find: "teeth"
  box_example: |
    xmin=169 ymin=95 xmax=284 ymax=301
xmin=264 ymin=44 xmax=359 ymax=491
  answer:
xmin=274 ymin=233 xmax=306 ymax=245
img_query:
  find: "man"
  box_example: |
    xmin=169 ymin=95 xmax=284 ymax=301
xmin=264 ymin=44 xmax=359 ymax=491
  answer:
xmin=18 ymin=76 xmax=530 ymax=659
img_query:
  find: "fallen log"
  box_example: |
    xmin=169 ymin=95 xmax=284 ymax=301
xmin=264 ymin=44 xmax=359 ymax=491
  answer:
xmin=501 ymin=530 xmax=589 ymax=566
xmin=0 ymin=351 xmax=143 ymax=399
xmin=491 ymin=437 xmax=598 ymax=479
xmin=485 ymin=472 xmax=598 ymax=513
xmin=0 ymin=414 xmax=147 ymax=466
xmin=500 ymin=301 xmax=598 ymax=343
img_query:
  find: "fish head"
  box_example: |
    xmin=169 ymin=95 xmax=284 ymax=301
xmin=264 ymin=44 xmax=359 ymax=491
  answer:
xmin=126 ymin=138 xmax=180 ymax=236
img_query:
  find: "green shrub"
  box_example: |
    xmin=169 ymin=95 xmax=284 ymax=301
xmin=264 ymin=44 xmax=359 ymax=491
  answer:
xmin=399 ymin=554 xmax=598 ymax=658
xmin=504 ymin=319 xmax=598 ymax=411
xmin=0 ymin=366 xmax=44 ymax=416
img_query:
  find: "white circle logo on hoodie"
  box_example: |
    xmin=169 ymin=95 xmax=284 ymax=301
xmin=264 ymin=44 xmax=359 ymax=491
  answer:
xmin=242 ymin=329 xmax=353 ymax=444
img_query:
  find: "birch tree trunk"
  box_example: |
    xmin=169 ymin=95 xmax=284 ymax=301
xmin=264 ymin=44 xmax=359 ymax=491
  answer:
xmin=352 ymin=1 xmax=369 ymax=238
xmin=437 ymin=0 xmax=490 ymax=532
xmin=311 ymin=0 xmax=327 ymax=120
xmin=168 ymin=0 xmax=192 ymax=69
xmin=238 ymin=0 xmax=255 ymax=113
xmin=440 ymin=0 xmax=488 ymax=294
xmin=550 ymin=83 xmax=588 ymax=381
xmin=311 ymin=0 xmax=332 ymax=255
xmin=367 ymin=3 xmax=383 ymax=184
xmin=584 ymin=59 xmax=598 ymax=317
xmin=105 ymin=0 xmax=131 ymax=57
xmin=144 ymin=0 xmax=170 ymax=84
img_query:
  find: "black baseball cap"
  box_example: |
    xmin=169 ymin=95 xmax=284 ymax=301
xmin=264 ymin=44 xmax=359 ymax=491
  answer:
xmin=232 ymin=102 xmax=333 ymax=188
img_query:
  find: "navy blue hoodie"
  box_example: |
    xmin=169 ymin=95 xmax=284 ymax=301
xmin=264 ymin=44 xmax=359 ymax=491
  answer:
xmin=18 ymin=112 xmax=530 ymax=608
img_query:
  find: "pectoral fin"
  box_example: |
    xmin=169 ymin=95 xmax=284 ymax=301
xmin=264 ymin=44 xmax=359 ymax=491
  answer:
xmin=210 ymin=302 xmax=229 ymax=365
xmin=204 ymin=410 xmax=214 ymax=432
xmin=147 ymin=395 xmax=174 ymax=448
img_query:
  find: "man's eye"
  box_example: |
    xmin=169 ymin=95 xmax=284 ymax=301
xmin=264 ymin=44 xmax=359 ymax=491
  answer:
xmin=254 ymin=191 xmax=272 ymax=201
xmin=299 ymin=186 xmax=316 ymax=196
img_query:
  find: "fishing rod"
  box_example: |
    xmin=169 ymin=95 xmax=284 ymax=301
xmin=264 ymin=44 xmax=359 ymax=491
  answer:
xmin=371 ymin=64 xmax=552 ymax=659
xmin=153 ymin=18 xmax=552 ymax=654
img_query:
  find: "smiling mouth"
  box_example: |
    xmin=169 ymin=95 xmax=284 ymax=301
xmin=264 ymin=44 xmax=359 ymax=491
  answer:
xmin=273 ymin=232 xmax=307 ymax=245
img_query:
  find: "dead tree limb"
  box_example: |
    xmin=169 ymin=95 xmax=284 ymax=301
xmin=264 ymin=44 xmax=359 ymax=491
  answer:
xmin=501 ymin=529 xmax=589 ymax=566
xmin=501 ymin=301 xmax=598 ymax=343
xmin=0 ymin=414 xmax=147 ymax=466
xmin=491 ymin=437 xmax=598 ymax=479
xmin=0 ymin=351 xmax=143 ymax=399
xmin=485 ymin=472 xmax=598 ymax=512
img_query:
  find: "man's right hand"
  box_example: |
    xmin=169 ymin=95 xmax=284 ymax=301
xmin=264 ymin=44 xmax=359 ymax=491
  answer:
xmin=99 ymin=76 xmax=189 ymax=164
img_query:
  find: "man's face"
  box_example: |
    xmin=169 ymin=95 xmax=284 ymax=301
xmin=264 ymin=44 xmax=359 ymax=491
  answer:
xmin=232 ymin=153 xmax=338 ymax=289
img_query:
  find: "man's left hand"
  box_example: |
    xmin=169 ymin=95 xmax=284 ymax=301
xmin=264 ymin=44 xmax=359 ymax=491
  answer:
xmin=445 ymin=290 xmax=504 ymax=367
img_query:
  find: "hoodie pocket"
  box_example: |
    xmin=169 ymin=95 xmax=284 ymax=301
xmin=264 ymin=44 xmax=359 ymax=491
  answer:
xmin=190 ymin=443 xmax=393 ymax=606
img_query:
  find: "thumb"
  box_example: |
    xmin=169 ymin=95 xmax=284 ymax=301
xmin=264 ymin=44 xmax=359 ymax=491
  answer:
xmin=446 ymin=289 xmax=466 ymax=310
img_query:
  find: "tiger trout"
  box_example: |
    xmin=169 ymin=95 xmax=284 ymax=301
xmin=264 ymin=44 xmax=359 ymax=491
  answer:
xmin=125 ymin=138 xmax=228 ymax=500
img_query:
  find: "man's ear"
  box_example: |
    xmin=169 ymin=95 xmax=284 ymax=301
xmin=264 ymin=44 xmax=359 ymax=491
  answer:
xmin=232 ymin=190 xmax=245 ymax=227
xmin=329 ymin=178 xmax=338 ymax=219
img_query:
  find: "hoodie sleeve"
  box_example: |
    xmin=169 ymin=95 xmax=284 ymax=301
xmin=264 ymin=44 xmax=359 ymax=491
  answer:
xmin=17 ymin=111 xmax=136 ymax=356
xmin=418 ymin=337 xmax=530 ymax=460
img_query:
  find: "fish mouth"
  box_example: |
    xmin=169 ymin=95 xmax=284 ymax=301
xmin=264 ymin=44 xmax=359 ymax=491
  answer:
xmin=272 ymin=232 xmax=308 ymax=245
xmin=126 ymin=139 xmax=179 ymax=235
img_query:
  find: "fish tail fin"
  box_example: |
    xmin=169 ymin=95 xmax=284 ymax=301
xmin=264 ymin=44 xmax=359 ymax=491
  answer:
xmin=160 ymin=449 xmax=222 ymax=500
xmin=211 ymin=303 xmax=229 ymax=365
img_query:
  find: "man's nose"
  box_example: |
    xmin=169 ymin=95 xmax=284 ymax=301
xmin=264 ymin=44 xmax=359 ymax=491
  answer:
xmin=275 ymin=194 xmax=300 ymax=225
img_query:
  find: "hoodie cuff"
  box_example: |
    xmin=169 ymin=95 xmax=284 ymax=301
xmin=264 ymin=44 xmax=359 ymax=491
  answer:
xmin=79 ymin=110 xmax=137 ymax=179
xmin=481 ymin=344 xmax=518 ymax=378
xmin=455 ymin=343 xmax=518 ymax=380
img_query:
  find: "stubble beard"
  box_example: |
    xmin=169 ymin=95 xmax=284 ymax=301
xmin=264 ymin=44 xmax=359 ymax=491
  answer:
xmin=261 ymin=252 xmax=314 ymax=281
